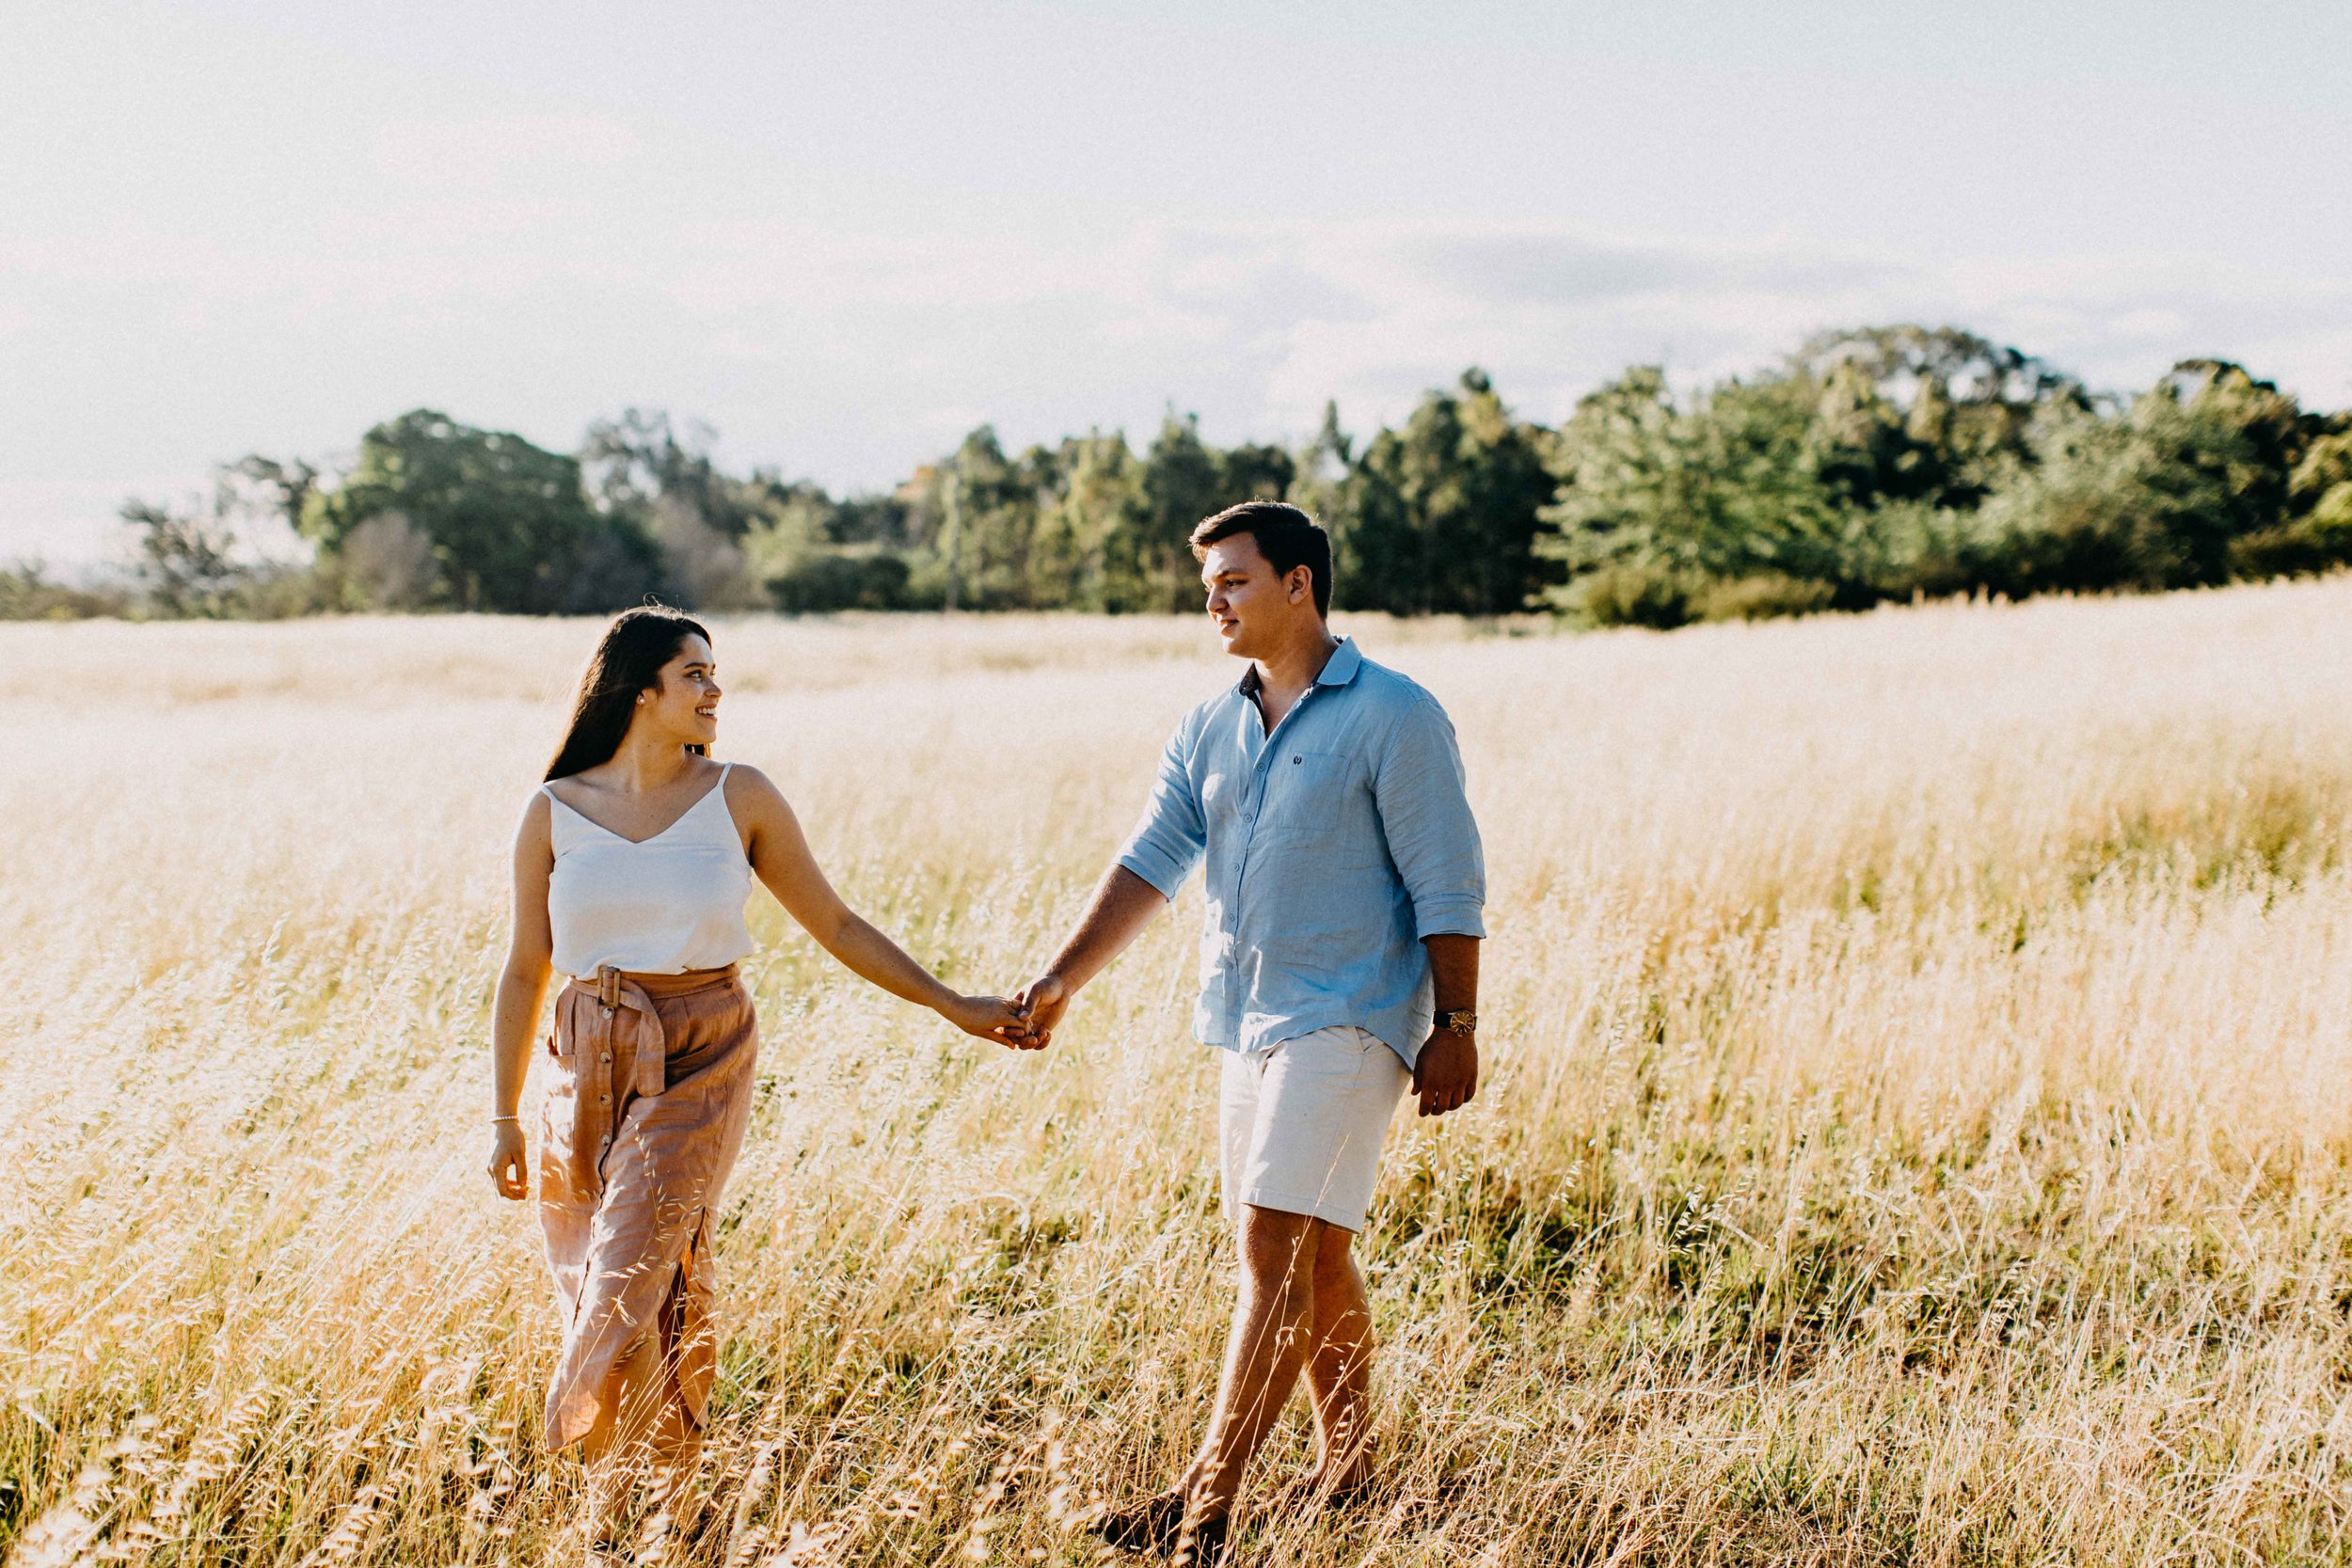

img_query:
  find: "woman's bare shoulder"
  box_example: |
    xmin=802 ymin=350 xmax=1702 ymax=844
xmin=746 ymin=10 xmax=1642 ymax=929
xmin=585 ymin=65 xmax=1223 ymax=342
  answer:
xmin=723 ymin=761 xmax=790 ymax=814
xmin=512 ymin=785 xmax=555 ymax=862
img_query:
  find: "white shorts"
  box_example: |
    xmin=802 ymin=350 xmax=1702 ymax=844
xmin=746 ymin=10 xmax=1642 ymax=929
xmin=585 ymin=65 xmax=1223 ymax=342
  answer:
xmin=1219 ymin=1024 xmax=1411 ymax=1233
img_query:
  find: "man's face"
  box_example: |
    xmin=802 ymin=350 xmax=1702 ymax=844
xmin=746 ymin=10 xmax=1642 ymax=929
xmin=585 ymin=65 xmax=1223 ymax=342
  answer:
xmin=1200 ymin=533 xmax=1312 ymax=658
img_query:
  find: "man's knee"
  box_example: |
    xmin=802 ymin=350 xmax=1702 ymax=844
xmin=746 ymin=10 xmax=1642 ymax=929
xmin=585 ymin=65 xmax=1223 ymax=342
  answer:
xmin=1311 ymin=1223 xmax=1358 ymax=1282
xmin=1237 ymin=1205 xmax=1325 ymax=1299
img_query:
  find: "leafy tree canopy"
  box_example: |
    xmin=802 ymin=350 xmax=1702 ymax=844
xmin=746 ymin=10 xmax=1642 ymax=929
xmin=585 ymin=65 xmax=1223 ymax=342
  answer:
xmin=64 ymin=325 xmax=2348 ymax=626
xmin=305 ymin=410 xmax=659 ymax=613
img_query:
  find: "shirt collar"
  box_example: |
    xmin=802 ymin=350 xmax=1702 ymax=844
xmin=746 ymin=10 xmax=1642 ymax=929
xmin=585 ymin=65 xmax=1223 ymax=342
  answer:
xmin=1236 ymin=636 xmax=1362 ymax=698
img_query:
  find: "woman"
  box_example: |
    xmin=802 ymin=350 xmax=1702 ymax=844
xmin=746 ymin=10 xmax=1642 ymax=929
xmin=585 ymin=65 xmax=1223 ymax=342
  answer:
xmin=484 ymin=607 xmax=1023 ymax=1546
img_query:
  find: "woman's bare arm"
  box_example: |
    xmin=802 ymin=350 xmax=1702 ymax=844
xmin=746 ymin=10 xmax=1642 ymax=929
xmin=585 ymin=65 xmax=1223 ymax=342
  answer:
xmin=485 ymin=792 xmax=555 ymax=1199
xmin=727 ymin=767 xmax=1024 ymax=1041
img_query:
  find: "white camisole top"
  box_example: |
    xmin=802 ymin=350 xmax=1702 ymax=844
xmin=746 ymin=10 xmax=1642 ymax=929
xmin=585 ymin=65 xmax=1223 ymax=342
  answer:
xmin=543 ymin=763 xmax=756 ymax=977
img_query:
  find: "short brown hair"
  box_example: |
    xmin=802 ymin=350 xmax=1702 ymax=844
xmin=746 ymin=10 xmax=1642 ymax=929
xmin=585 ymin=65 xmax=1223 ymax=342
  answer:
xmin=1188 ymin=500 xmax=1332 ymax=617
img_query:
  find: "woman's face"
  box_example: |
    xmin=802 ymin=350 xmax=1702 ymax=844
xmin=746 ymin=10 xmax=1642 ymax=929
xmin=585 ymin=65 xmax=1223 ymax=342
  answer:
xmin=640 ymin=634 xmax=722 ymax=747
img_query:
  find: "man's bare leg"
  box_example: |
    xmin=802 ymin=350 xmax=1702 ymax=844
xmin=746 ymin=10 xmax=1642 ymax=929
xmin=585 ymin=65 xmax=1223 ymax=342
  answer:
xmin=1177 ymin=1204 xmax=1325 ymax=1523
xmin=1298 ymin=1224 xmax=1375 ymax=1494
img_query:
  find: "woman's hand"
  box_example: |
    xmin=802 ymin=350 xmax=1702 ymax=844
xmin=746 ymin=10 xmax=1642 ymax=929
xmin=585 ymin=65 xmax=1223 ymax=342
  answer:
xmin=945 ymin=993 xmax=1042 ymax=1049
xmin=486 ymin=1120 xmax=530 ymax=1200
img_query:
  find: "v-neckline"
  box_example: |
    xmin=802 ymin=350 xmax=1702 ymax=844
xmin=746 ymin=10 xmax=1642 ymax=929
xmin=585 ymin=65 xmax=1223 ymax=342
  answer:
xmin=548 ymin=770 xmax=727 ymax=847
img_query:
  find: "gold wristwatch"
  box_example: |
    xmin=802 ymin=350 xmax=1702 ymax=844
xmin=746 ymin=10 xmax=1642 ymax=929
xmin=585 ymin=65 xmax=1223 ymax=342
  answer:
xmin=1435 ymin=1008 xmax=1477 ymax=1037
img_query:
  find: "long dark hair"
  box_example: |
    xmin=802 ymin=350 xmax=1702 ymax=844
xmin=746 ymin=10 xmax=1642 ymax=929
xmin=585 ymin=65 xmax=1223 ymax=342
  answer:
xmin=544 ymin=607 xmax=713 ymax=781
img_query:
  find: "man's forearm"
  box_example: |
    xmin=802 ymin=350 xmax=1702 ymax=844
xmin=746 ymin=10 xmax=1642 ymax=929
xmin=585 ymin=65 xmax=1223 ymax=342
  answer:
xmin=1424 ymin=933 xmax=1480 ymax=1013
xmin=1045 ymin=864 xmax=1168 ymax=991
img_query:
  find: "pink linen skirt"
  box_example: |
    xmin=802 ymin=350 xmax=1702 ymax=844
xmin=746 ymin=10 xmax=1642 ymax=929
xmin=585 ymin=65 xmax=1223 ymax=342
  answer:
xmin=536 ymin=964 xmax=757 ymax=1449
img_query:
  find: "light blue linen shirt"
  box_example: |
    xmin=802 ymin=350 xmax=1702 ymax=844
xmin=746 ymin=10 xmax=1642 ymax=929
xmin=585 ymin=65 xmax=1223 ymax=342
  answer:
xmin=1115 ymin=638 xmax=1486 ymax=1069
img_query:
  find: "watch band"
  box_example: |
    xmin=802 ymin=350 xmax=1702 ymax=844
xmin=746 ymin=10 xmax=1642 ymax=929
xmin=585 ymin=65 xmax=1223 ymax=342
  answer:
xmin=1436 ymin=1008 xmax=1477 ymax=1036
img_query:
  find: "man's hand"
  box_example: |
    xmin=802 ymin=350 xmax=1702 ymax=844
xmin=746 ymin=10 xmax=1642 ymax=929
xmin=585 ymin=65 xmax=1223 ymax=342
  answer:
xmin=1011 ymin=973 xmax=1072 ymax=1049
xmin=1411 ymin=1029 xmax=1478 ymax=1117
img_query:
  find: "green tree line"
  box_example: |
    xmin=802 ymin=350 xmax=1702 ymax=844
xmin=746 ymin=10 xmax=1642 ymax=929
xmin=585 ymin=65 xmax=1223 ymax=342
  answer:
xmin=8 ymin=325 xmax=2347 ymax=625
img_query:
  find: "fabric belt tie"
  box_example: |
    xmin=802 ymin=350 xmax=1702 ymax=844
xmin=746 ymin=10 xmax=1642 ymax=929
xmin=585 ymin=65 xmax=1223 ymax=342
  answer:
xmin=593 ymin=963 xmax=670 ymax=1102
xmin=555 ymin=965 xmax=735 ymax=1200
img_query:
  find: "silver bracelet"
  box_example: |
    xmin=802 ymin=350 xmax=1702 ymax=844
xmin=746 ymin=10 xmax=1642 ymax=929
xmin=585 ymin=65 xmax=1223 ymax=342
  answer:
xmin=491 ymin=1115 xmax=521 ymax=1125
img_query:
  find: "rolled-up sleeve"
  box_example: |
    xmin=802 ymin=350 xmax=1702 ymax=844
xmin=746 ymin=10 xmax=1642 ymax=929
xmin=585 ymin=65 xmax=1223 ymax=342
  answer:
xmin=1373 ymin=695 xmax=1486 ymax=939
xmin=1115 ymin=714 xmax=1208 ymax=899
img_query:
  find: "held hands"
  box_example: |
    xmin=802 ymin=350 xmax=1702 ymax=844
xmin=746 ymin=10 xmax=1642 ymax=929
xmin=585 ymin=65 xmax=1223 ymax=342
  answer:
xmin=946 ymin=974 xmax=1064 ymax=1053
xmin=943 ymin=991 xmax=1044 ymax=1049
xmin=485 ymin=1120 xmax=529 ymax=1200
xmin=1411 ymin=1027 xmax=1479 ymax=1117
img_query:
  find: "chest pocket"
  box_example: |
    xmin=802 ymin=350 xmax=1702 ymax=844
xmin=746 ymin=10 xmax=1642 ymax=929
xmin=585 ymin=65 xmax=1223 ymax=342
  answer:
xmin=1261 ymin=749 xmax=1359 ymax=834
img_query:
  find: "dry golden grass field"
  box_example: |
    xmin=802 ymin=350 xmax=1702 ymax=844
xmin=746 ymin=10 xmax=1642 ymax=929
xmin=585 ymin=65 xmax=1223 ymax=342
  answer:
xmin=5 ymin=581 xmax=2352 ymax=1566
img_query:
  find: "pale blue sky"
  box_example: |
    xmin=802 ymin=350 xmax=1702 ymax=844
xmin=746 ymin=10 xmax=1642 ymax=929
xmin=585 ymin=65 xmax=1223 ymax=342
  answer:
xmin=6 ymin=0 xmax=2348 ymax=560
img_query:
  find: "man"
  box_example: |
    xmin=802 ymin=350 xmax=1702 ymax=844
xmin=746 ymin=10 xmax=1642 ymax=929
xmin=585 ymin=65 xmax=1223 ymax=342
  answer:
xmin=1012 ymin=500 xmax=1485 ymax=1565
